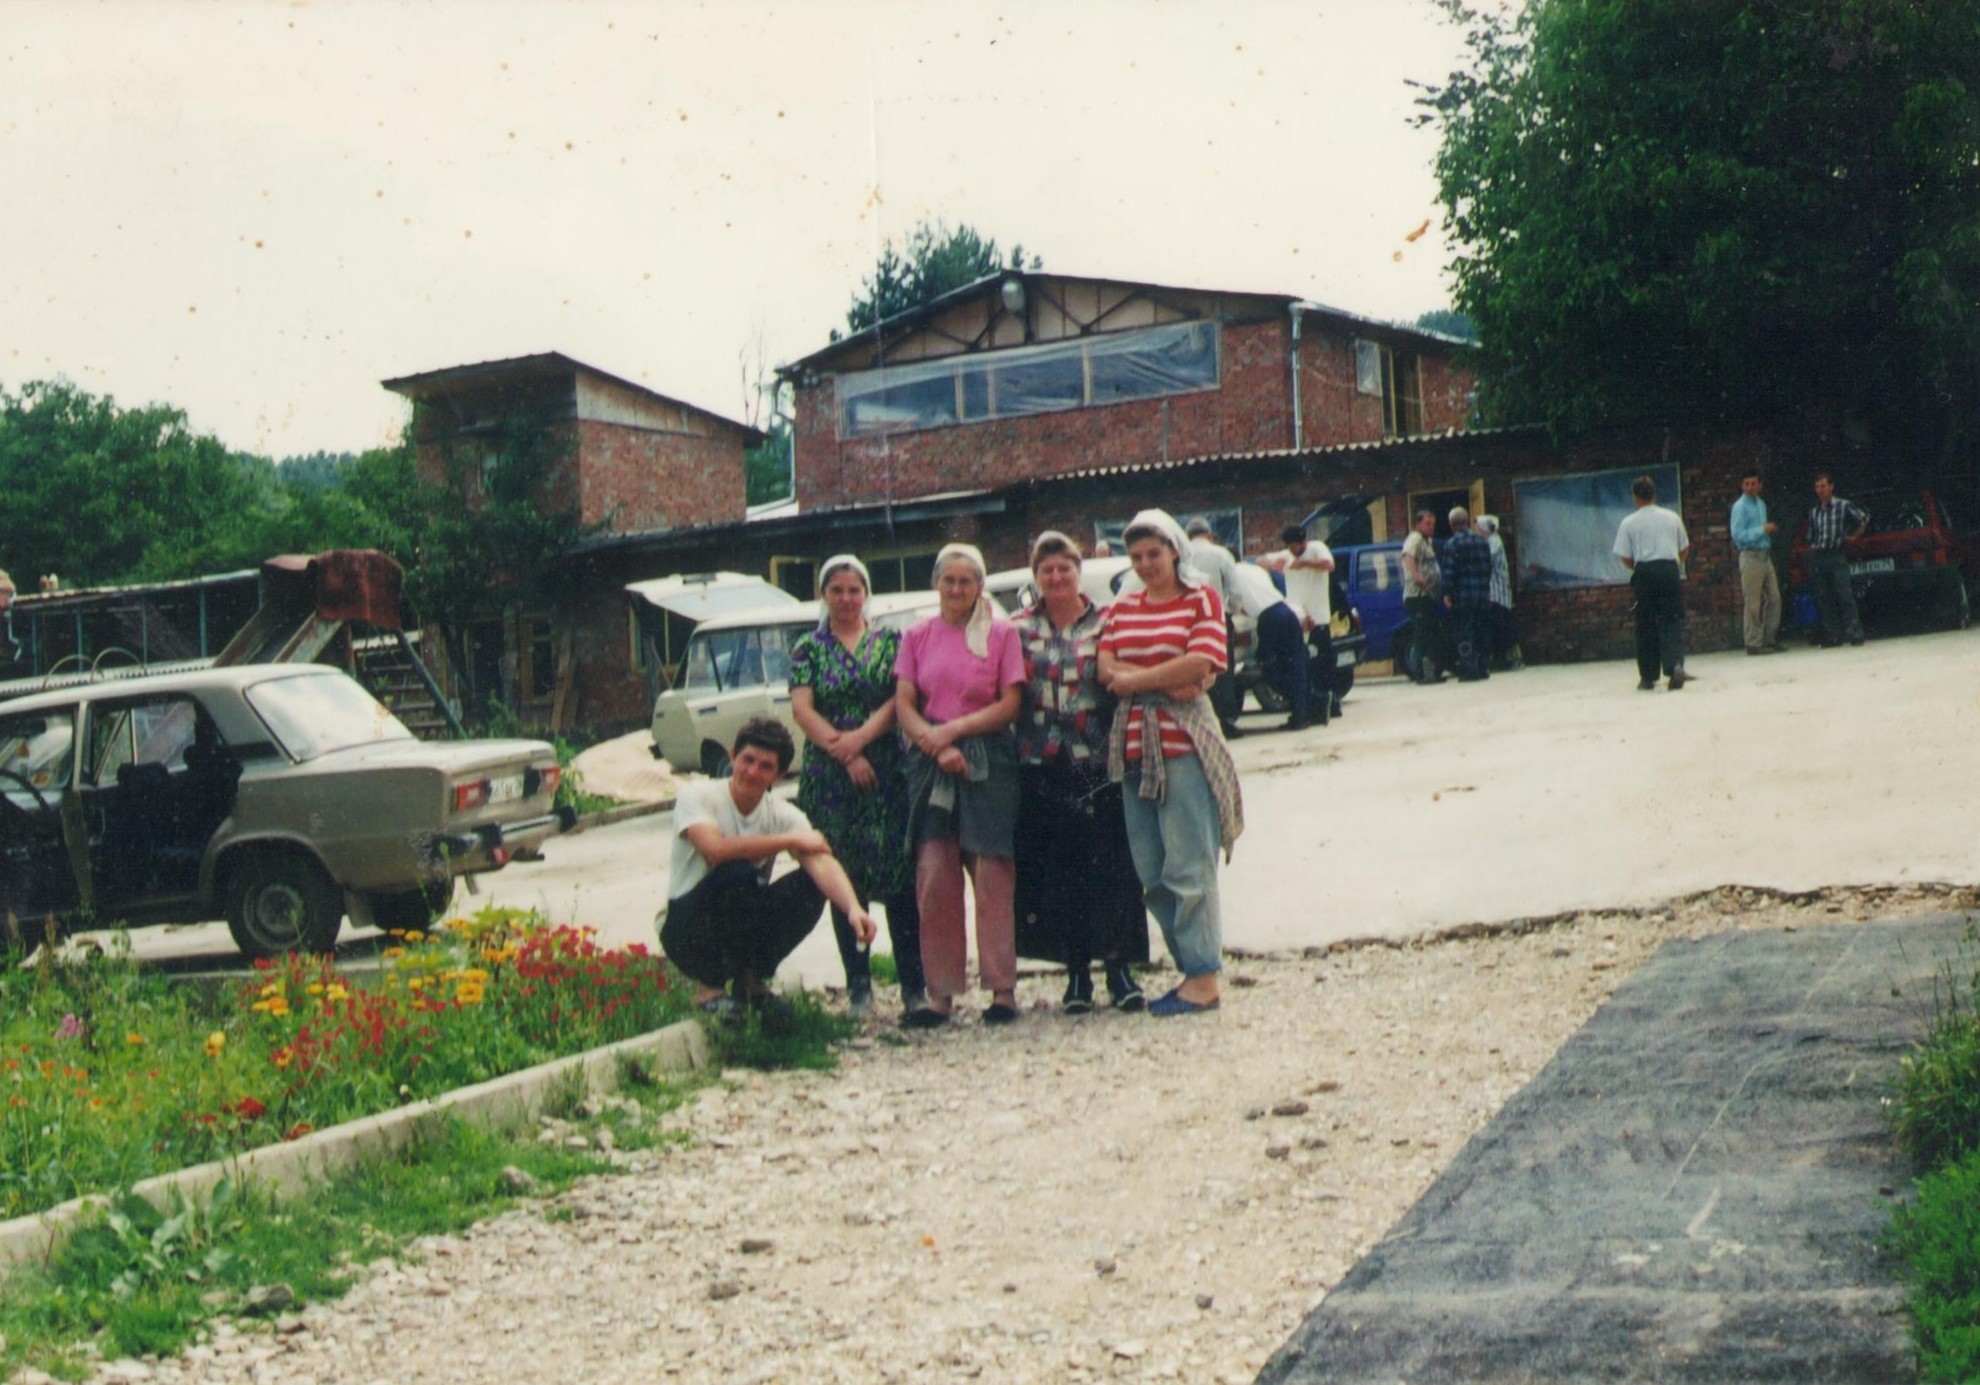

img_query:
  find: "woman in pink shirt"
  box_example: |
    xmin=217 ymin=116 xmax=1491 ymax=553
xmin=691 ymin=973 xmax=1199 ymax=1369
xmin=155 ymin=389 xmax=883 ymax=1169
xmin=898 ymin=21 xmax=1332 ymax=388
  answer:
xmin=894 ymin=543 xmax=1026 ymax=1027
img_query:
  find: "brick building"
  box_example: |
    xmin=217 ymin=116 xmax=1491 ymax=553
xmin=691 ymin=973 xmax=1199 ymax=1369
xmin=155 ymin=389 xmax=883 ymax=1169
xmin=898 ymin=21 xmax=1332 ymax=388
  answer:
xmin=381 ymin=353 xmax=761 ymax=727
xmin=780 ymin=271 xmax=1472 ymax=514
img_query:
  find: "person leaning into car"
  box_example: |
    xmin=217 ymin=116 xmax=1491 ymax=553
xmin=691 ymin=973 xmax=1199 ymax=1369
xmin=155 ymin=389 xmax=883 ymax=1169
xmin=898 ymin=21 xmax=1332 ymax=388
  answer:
xmin=1806 ymin=472 xmax=1869 ymax=648
xmin=658 ymin=716 xmax=877 ymax=1021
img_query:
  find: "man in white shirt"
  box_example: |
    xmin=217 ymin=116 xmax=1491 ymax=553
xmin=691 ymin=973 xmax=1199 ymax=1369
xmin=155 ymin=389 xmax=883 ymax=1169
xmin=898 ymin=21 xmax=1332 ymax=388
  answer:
xmin=1185 ymin=517 xmax=1246 ymax=738
xmin=1613 ymin=475 xmax=1693 ymax=691
xmin=659 ymin=716 xmax=876 ymax=1019
xmin=1231 ymin=562 xmax=1313 ymax=731
xmin=1261 ymin=524 xmax=1339 ymax=721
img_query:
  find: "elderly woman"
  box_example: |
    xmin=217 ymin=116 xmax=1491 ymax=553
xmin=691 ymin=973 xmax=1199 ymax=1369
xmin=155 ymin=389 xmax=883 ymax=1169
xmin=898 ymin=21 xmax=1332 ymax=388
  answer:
xmin=894 ymin=543 xmax=1026 ymax=1027
xmin=1013 ymin=532 xmax=1149 ymax=1013
xmin=788 ymin=554 xmax=924 ymax=1016
xmin=1475 ymin=515 xmax=1523 ymax=670
xmin=1099 ymin=510 xmax=1245 ymax=1017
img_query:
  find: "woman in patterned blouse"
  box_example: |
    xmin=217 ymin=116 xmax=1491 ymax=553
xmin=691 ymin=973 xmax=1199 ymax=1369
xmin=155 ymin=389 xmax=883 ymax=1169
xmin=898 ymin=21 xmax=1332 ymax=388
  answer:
xmin=788 ymin=555 xmax=923 ymax=1016
xmin=1013 ymin=532 xmax=1148 ymax=1013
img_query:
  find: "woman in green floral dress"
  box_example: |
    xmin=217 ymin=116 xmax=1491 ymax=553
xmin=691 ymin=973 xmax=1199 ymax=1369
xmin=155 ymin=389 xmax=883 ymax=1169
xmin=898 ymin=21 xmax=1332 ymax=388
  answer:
xmin=789 ymin=554 xmax=923 ymax=1014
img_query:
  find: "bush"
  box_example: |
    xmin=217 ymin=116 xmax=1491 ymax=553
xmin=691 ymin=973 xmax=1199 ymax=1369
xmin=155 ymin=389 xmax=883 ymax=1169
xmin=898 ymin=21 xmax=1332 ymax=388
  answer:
xmin=1893 ymin=964 xmax=1980 ymax=1171
xmin=1889 ymin=1148 xmax=1980 ymax=1383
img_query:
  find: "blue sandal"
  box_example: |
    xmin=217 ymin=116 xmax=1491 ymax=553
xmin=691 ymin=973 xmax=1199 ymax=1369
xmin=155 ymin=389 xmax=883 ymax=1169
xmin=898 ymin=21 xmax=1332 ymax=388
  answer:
xmin=1148 ymin=988 xmax=1220 ymax=1018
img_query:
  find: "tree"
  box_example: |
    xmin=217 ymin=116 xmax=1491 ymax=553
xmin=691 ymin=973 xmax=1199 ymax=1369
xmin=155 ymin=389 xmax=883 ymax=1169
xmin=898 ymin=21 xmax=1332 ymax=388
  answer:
xmin=745 ymin=417 xmax=793 ymax=507
xmin=1415 ymin=309 xmax=1478 ymax=343
xmin=1418 ymin=0 xmax=1980 ymax=471
xmin=836 ymin=220 xmax=1042 ymax=338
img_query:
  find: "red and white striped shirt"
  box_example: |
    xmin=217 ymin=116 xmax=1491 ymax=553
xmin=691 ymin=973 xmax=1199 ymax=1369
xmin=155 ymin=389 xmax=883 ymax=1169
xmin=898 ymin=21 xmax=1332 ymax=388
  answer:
xmin=1099 ymin=585 xmax=1229 ymax=759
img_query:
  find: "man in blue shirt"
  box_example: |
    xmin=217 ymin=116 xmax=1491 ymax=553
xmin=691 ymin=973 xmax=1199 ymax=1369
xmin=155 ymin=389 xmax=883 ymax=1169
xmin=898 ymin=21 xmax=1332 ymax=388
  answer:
xmin=1729 ymin=469 xmax=1782 ymax=655
xmin=1807 ymin=473 xmax=1870 ymax=647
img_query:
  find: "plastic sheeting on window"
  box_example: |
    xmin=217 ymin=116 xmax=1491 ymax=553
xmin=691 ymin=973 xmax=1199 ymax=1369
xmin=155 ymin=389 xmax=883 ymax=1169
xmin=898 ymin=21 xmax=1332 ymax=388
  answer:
xmin=838 ymin=321 xmax=1219 ymax=437
xmin=1354 ymin=340 xmax=1383 ymax=396
xmin=1511 ymin=463 xmax=1682 ymax=591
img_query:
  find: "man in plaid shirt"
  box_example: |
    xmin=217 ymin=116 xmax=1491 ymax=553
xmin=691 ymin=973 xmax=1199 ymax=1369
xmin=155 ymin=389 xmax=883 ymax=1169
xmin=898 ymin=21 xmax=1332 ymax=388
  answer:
xmin=1440 ymin=507 xmax=1495 ymax=681
xmin=1806 ymin=473 xmax=1869 ymax=647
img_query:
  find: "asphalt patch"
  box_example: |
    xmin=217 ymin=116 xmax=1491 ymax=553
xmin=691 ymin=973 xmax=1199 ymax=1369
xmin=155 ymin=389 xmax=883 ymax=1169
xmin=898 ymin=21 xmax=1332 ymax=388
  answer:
xmin=1260 ymin=914 xmax=1974 ymax=1384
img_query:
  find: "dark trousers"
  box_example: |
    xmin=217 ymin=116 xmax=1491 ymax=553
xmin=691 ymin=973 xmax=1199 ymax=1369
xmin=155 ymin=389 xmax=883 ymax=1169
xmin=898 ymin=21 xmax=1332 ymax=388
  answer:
xmin=1254 ymin=603 xmax=1311 ymax=725
xmin=1013 ymin=758 xmax=1150 ymax=973
xmin=1405 ymin=595 xmax=1442 ymax=679
xmin=1210 ymin=615 xmax=1243 ymax=730
xmin=660 ymin=860 xmax=824 ymax=992
xmin=1630 ymin=559 xmax=1686 ymax=682
xmin=830 ymin=889 xmax=924 ymax=999
xmin=1306 ymin=620 xmax=1336 ymax=718
xmin=1452 ymin=603 xmax=1491 ymax=680
xmin=1808 ymin=549 xmax=1863 ymax=644
xmin=1490 ymin=605 xmax=1520 ymax=667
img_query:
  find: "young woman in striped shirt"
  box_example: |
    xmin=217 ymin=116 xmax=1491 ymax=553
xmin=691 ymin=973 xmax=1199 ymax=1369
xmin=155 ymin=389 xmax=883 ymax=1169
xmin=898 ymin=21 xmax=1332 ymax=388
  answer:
xmin=1098 ymin=509 xmax=1245 ymax=1017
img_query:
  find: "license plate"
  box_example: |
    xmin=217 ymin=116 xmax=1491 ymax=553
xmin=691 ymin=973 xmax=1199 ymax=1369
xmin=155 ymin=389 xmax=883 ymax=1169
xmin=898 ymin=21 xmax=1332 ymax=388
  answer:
xmin=487 ymin=773 xmax=525 ymax=806
xmin=1848 ymin=558 xmax=1895 ymax=576
xmin=1335 ymin=648 xmax=1358 ymax=667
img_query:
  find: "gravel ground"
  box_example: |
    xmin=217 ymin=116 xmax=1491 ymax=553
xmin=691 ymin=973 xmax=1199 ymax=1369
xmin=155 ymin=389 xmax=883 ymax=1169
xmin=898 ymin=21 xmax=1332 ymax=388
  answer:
xmin=43 ymin=883 xmax=1979 ymax=1385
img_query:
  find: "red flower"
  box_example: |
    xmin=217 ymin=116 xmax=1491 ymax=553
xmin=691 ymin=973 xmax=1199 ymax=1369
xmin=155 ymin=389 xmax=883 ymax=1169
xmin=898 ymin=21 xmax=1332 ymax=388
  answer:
xmin=232 ymin=1096 xmax=268 ymax=1120
xmin=284 ymin=1122 xmax=314 ymax=1141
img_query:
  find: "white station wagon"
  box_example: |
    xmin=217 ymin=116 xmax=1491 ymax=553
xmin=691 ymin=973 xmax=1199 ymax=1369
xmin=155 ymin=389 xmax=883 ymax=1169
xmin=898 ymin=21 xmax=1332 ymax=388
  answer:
xmin=0 ymin=664 xmax=572 ymax=957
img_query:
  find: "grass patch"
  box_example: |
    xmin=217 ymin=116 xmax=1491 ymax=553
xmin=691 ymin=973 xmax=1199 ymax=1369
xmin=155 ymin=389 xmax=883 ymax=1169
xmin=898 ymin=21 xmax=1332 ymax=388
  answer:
xmin=709 ymin=992 xmax=858 ymax=1072
xmin=1888 ymin=924 xmax=1980 ymax=1380
xmin=0 ymin=1092 xmax=695 ymax=1380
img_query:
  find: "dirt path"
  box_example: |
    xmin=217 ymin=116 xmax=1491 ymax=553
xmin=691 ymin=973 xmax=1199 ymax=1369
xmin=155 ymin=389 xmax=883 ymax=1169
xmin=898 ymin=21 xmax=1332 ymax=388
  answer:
xmin=84 ymin=883 xmax=1972 ymax=1385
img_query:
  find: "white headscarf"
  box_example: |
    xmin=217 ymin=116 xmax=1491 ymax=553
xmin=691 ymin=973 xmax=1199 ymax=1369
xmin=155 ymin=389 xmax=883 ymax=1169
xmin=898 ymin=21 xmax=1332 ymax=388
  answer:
xmin=932 ymin=542 xmax=999 ymax=657
xmin=1475 ymin=515 xmax=1499 ymax=537
xmin=1119 ymin=508 xmax=1203 ymax=589
xmin=816 ymin=553 xmax=872 ymax=628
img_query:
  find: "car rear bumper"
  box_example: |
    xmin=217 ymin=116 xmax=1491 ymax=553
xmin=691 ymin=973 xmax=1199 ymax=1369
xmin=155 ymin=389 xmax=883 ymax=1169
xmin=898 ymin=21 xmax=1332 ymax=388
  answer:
xmin=434 ymin=805 xmax=577 ymax=870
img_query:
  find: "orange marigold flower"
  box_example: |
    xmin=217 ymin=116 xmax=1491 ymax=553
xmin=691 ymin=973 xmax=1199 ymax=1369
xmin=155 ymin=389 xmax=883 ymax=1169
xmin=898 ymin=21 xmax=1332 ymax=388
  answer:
xmin=382 ymin=947 xmax=407 ymax=960
xmin=204 ymin=1032 xmax=226 ymax=1058
xmin=271 ymin=1047 xmax=295 ymax=1070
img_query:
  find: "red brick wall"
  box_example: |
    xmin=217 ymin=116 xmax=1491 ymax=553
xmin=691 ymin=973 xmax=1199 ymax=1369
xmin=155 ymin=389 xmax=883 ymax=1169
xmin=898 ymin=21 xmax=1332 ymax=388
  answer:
xmin=573 ymin=420 xmax=745 ymax=534
xmin=795 ymin=320 xmax=1476 ymax=513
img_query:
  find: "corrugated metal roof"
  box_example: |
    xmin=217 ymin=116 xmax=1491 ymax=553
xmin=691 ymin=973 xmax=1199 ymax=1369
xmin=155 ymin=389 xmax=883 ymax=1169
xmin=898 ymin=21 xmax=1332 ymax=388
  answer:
xmin=1041 ymin=425 xmax=1539 ymax=484
xmin=380 ymin=351 xmax=762 ymax=443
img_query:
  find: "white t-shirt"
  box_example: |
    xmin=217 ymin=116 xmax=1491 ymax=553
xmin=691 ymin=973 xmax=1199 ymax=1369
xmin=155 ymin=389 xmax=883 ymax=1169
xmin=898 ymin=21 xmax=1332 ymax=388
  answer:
xmin=1230 ymin=562 xmax=1291 ymax=620
xmin=1613 ymin=505 xmax=1690 ymax=568
xmin=666 ymin=777 xmax=813 ymax=900
xmin=1266 ymin=542 xmax=1334 ymax=627
xmin=1184 ymin=538 xmax=1240 ymax=614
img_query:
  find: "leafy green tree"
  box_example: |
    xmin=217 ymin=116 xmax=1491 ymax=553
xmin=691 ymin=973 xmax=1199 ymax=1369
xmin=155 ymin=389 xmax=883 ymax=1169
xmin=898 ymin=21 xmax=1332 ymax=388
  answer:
xmin=1415 ymin=309 xmax=1477 ymax=343
xmin=1418 ymin=0 xmax=1980 ymax=470
xmin=837 ymin=221 xmax=1042 ymax=338
xmin=745 ymin=417 xmax=793 ymax=507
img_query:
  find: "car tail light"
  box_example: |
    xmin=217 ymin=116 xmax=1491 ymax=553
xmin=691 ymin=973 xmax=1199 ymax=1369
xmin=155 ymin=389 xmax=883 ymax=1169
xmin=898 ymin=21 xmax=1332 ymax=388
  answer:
xmin=454 ymin=779 xmax=491 ymax=813
xmin=530 ymin=765 xmax=562 ymax=797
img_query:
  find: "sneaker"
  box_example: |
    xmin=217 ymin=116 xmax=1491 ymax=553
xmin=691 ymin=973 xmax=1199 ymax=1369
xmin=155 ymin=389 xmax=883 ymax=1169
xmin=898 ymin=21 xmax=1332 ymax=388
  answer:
xmin=697 ymin=994 xmax=743 ymax=1022
xmin=847 ymin=978 xmax=874 ymax=1016
xmin=1148 ymin=987 xmax=1220 ymax=1017
xmin=1062 ymin=970 xmax=1095 ymax=1014
xmin=1105 ymin=963 xmax=1146 ymax=1012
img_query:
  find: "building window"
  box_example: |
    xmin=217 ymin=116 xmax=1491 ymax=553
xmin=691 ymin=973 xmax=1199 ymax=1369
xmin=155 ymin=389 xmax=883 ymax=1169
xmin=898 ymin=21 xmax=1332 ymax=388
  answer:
xmin=521 ymin=617 xmax=557 ymax=702
xmin=837 ymin=321 xmax=1220 ymax=438
xmin=864 ymin=550 xmax=941 ymax=595
xmin=770 ymin=556 xmax=817 ymax=601
xmin=1354 ymin=340 xmax=1425 ymax=440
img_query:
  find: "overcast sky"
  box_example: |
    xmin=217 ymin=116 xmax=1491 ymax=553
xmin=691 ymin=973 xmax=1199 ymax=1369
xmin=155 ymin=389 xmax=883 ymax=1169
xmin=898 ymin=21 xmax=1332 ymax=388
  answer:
xmin=2 ymin=0 xmax=1475 ymax=460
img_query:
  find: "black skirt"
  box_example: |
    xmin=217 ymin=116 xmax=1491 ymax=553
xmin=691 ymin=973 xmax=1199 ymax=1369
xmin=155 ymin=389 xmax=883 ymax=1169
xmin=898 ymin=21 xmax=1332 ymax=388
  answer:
xmin=1013 ymin=754 xmax=1151 ymax=966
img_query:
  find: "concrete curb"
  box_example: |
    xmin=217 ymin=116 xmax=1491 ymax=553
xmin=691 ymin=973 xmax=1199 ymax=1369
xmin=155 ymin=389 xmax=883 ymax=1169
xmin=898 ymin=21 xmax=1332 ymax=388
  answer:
xmin=0 ymin=1018 xmax=710 ymax=1280
xmin=570 ymin=796 xmax=676 ymax=833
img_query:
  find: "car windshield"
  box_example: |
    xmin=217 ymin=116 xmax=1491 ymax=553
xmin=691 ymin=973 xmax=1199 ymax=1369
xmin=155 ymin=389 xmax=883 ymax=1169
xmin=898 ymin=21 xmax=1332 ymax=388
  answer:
xmin=244 ymin=672 xmax=413 ymax=761
xmin=0 ymin=709 xmax=75 ymax=806
xmin=1855 ymin=493 xmax=1932 ymax=537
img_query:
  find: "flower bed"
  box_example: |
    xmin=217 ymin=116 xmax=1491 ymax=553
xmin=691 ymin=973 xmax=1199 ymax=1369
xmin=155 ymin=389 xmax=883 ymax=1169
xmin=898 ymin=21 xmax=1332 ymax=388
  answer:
xmin=1 ymin=907 xmax=694 ymax=1222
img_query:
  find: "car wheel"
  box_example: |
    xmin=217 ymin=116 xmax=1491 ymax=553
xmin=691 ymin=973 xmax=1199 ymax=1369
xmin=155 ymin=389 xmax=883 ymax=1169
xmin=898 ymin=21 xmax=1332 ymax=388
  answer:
xmin=1334 ymin=665 xmax=1357 ymax=701
xmin=225 ymin=851 xmax=345 ymax=958
xmin=700 ymin=741 xmax=733 ymax=779
xmin=366 ymin=878 xmax=457 ymax=933
xmin=1391 ymin=623 xmax=1417 ymax=679
xmin=1939 ymin=573 xmax=1970 ymax=631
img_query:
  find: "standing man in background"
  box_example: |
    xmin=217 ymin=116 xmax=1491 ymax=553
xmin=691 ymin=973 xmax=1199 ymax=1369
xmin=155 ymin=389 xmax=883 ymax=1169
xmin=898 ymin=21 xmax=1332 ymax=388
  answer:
xmin=1261 ymin=523 xmax=1338 ymax=723
xmin=1184 ymin=518 xmax=1245 ymax=739
xmin=1613 ymin=476 xmax=1692 ymax=691
xmin=1439 ymin=508 xmax=1494 ymax=683
xmin=1729 ymin=469 xmax=1782 ymax=655
xmin=1806 ymin=473 xmax=1869 ymax=648
xmin=1400 ymin=509 xmax=1444 ymax=684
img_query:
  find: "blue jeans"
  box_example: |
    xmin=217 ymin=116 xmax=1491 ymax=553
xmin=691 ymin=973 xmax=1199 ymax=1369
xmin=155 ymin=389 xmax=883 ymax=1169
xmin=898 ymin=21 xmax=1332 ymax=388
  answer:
xmin=1121 ymin=756 xmax=1224 ymax=979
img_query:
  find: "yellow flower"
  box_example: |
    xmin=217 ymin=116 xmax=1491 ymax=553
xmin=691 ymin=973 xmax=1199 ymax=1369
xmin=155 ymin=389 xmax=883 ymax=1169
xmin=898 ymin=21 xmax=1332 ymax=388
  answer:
xmin=455 ymin=984 xmax=485 ymax=1006
xmin=463 ymin=968 xmax=488 ymax=983
xmin=404 ymin=930 xmax=427 ymax=944
xmin=382 ymin=947 xmax=407 ymax=960
xmin=267 ymin=999 xmax=291 ymax=1017
xmin=325 ymin=984 xmax=350 ymax=1003
xmin=305 ymin=983 xmax=324 ymax=996
xmin=204 ymin=1032 xmax=226 ymax=1058
xmin=125 ymin=1033 xmax=145 ymax=1047
xmin=251 ymin=1000 xmax=272 ymax=1013
xmin=271 ymin=1047 xmax=295 ymax=1070
xmin=407 ymin=977 xmax=425 ymax=992
xmin=260 ymin=981 xmax=283 ymax=998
